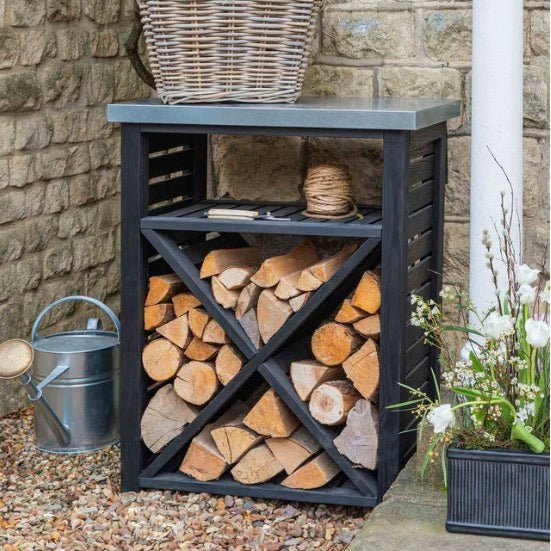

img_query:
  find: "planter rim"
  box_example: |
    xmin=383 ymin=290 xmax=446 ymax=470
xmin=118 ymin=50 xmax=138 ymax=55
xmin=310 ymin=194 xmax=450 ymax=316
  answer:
xmin=447 ymin=445 xmax=550 ymax=465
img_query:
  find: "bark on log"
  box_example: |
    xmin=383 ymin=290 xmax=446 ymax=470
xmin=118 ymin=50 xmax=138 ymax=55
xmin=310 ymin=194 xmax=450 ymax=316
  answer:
xmin=281 ymin=452 xmax=340 ymax=489
xmin=289 ymin=292 xmax=311 ymax=313
xmin=142 ymin=338 xmax=184 ymax=381
xmin=140 ymin=384 xmax=199 ymax=453
xmin=174 ymin=360 xmax=219 ymax=405
xmin=250 ymin=241 xmax=319 ymax=288
xmin=311 ymin=322 xmax=363 ymax=366
xmin=202 ymin=319 xmax=229 ymax=344
xmin=172 ymin=293 xmax=201 ymax=317
xmin=353 ymin=314 xmax=381 ymax=340
xmin=144 ymin=304 xmax=174 ymax=331
xmin=309 ymin=380 xmax=361 ymax=426
xmin=218 ymin=266 xmax=257 ymax=290
xmin=342 ymin=339 xmax=380 ymax=401
xmin=257 ymin=289 xmax=293 ymax=343
xmin=334 ymin=299 xmax=366 ymax=324
xmin=145 ymin=274 xmax=184 ymax=306
xmin=290 ymin=360 xmax=344 ymax=401
xmin=212 ymin=276 xmax=240 ymax=309
xmin=235 ymin=282 xmax=262 ymax=320
xmin=231 ymin=444 xmax=284 ymax=484
xmin=200 ymin=247 xmax=262 ymax=279
xmin=184 ymin=337 xmax=220 ymax=362
xmin=239 ymin=308 xmax=262 ymax=348
xmin=266 ymin=426 xmax=321 ymax=475
xmin=156 ymin=314 xmax=192 ymax=349
xmin=243 ymin=389 xmax=299 ymax=437
xmin=334 ymin=399 xmax=379 ymax=469
xmin=215 ymin=344 xmax=244 ymax=386
xmin=188 ymin=308 xmax=210 ymax=339
xmin=351 ymin=271 xmax=381 ymax=314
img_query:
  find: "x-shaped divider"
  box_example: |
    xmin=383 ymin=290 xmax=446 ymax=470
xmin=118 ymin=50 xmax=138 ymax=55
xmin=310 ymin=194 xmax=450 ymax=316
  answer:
xmin=141 ymin=228 xmax=380 ymax=496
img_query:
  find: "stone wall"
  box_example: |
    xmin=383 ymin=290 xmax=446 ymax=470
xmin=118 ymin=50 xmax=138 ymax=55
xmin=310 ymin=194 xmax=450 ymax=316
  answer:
xmin=0 ymin=0 xmax=150 ymax=415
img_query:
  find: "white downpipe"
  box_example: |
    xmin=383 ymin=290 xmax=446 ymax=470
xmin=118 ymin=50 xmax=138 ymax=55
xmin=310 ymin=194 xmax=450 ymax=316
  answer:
xmin=470 ymin=0 xmax=524 ymax=315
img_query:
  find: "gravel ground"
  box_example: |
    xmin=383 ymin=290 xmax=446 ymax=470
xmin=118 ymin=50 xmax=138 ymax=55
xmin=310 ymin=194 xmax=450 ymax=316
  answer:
xmin=0 ymin=409 xmax=368 ymax=550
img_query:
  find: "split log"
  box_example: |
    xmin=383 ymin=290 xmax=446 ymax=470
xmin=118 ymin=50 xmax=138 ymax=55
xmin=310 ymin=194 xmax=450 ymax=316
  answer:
xmin=141 ymin=384 xmax=198 ymax=453
xmin=188 ymin=308 xmax=210 ymax=339
xmin=156 ymin=314 xmax=192 ymax=349
xmin=257 ymin=289 xmax=293 ymax=343
xmin=210 ymin=405 xmax=262 ymax=464
xmin=351 ymin=271 xmax=381 ymax=314
xmin=281 ymin=452 xmax=340 ymax=489
xmin=334 ymin=400 xmax=379 ymax=469
xmin=200 ymin=247 xmax=262 ymax=279
xmin=202 ymin=319 xmax=229 ymax=344
xmin=289 ymin=292 xmax=311 ymax=312
xmin=231 ymin=444 xmax=284 ymax=484
xmin=218 ymin=266 xmax=257 ymax=290
xmin=353 ymin=314 xmax=381 ymax=340
xmin=297 ymin=244 xmax=357 ymax=292
xmin=145 ymin=274 xmax=184 ymax=306
xmin=243 ymin=389 xmax=299 ymax=437
xmin=309 ymin=380 xmax=361 ymax=425
xmin=235 ymin=282 xmax=262 ymax=320
xmin=174 ymin=360 xmax=219 ymax=405
xmin=266 ymin=426 xmax=321 ymax=475
xmin=212 ymin=276 xmax=240 ymax=309
xmin=239 ymin=308 xmax=262 ymax=348
xmin=215 ymin=344 xmax=244 ymax=386
xmin=334 ymin=299 xmax=366 ymax=324
xmin=250 ymin=241 xmax=319 ymax=288
xmin=311 ymin=322 xmax=362 ymax=366
xmin=144 ymin=304 xmax=174 ymax=331
xmin=172 ymin=293 xmax=201 ymax=317
xmin=342 ymin=339 xmax=380 ymax=401
xmin=142 ymin=338 xmax=184 ymax=381
xmin=274 ymin=270 xmax=303 ymax=300
xmin=184 ymin=337 xmax=219 ymax=361
xmin=290 ymin=360 xmax=344 ymax=401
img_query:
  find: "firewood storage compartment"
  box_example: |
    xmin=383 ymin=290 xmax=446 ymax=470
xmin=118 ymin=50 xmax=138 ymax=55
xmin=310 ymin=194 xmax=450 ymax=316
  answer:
xmin=108 ymin=98 xmax=460 ymax=507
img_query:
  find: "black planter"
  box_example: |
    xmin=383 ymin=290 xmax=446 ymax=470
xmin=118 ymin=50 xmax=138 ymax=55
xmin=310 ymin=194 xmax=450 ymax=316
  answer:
xmin=446 ymin=447 xmax=550 ymax=541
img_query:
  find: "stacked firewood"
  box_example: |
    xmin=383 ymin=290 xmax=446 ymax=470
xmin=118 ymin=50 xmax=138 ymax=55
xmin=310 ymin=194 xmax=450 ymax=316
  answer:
xmin=201 ymin=240 xmax=357 ymax=346
xmin=180 ymin=392 xmax=340 ymax=489
xmin=291 ymin=271 xmax=381 ymax=470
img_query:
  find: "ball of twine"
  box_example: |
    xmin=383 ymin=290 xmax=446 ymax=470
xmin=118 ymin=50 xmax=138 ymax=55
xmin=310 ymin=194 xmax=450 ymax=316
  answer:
xmin=302 ymin=164 xmax=360 ymax=220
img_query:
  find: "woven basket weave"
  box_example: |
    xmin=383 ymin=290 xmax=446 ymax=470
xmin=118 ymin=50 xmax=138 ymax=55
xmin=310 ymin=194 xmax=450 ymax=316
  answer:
xmin=139 ymin=0 xmax=322 ymax=104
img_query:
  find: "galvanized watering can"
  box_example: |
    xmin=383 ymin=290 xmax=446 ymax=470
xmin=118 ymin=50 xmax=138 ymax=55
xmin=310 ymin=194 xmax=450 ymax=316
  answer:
xmin=0 ymin=296 xmax=121 ymax=454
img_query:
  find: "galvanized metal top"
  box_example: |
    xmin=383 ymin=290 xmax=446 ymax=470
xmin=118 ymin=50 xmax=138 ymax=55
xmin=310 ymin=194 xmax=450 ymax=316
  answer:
xmin=107 ymin=97 xmax=460 ymax=131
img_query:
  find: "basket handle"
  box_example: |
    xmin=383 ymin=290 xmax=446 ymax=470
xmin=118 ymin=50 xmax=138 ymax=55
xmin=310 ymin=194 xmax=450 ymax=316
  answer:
xmin=31 ymin=296 xmax=121 ymax=343
xmin=125 ymin=1 xmax=155 ymax=89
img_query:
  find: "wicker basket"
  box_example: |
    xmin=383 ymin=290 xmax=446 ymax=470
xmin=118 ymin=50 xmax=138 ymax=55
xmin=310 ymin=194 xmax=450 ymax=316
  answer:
xmin=139 ymin=0 xmax=322 ymax=104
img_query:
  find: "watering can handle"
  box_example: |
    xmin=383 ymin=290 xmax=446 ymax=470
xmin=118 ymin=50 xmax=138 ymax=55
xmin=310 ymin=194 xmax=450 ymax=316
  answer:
xmin=31 ymin=296 xmax=121 ymax=343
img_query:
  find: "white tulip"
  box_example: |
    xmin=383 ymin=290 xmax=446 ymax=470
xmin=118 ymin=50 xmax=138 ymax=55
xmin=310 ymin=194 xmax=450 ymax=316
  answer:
xmin=525 ymin=319 xmax=550 ymax=348
xmin=515 ymin=264 xmax=540 ymax=285
xmin=541 ymin=282 xmax=550 ymax=304
xmin=460 ymin=340 xmax=483 ymax=362
xmin=483 ymin=312 xmax=514 ymax=340
xmin=518 ymin=283 xmax=536 ymax=305
xmin=427 ymin=404 xmax=454 ymax=434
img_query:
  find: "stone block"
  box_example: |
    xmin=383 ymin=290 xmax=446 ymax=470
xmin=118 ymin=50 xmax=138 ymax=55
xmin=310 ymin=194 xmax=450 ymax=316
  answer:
xmin=44 ymin=180 xmax=70 ymax=214
xmin=41 ymin=62 xmax=83 ymax=108
xmin=20 ymin=29 xmax=57 ymax=66
xmin=95 ymin=167 xmax=120 ymax=199
xmin=531 ymin=10 xmax=549 ymax=56
xmin=446 ymin=136 xmax=470 ymax=218
xmin=212 ymin=135 xmax=304 ymax=201
xmin=0 ymin=32 xmax=20 ymax=70
xmin=323 ymin=10 xmax=416 ymax=59
xmin=524 ymin=64 xmax=548 ymax=129
xmin=91 ymin=29 xmax=119 ymax=58
xmin=0 ymin=72 xmax=41 ymax=113
xmin=0 ymin=226 xmax=25 ymax=262
xmin=523 ymin=137 xmax=544 ymax=220
xmin=69 ymin=174 xmax=98 ymax=206
xmin=301 ymin=65 xmax=374 ymax=98
xmin=72 ymin=231 xmax=116 ymax=271
xmin=0 ymin=256 xmax=42 ymax=301
xmin=89 ymin=137 xmax=120 ymax=169
xmin=83 ymin=0 xmax=121 ymax=25
xmin=424 ymin=10 xmax=472 ymax=61
xmin=56 ymin=28 xmax=89 ymax=61
xmin=39 ymin=145 xmax=90 ymax=180
xmin=14 ymin=116 xmax=53 ymax=150
xmin=23 ymin=216 xmax=59 ymax=253
xmin=25 ymin=185 xmax=45 ymax=217
xmin=84 ymin=63 xmax=115 ymax=105
xmin=86 ymin=108 xmax=113 ymax=140
xmin=57 ymin=205 xmax=97 ymax=238
xmin=379 ymin=67 xmax=462 ymax=100
xmin=443 ymin=221 xmax=469 ymax=288
xmin=113 ymin=59 xmax=151 ymax=101
xmin=46 ymin=0 xmax=81 ymax=22
xmin=9 ymin=154 xmax=37 ymax=187
xmin=50 ymin=110 xmax=89 ymax=144
xmin=0 ymin=160 xmax=9 ymax=190
xmin=306 ymin=137 xmax=383 ymax=205
xmin=5 ymin=0 xmax=46 ymax=27
xmin=43 ymin=245 xmax=73 ymax=279
xmin=0 ymin=118 xmax=16 ymax=156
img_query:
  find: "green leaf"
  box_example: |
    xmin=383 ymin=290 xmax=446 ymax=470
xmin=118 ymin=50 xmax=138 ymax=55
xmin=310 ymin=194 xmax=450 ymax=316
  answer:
xmin=451 ymin=386 xmax=483 ymax=399
xmin=442 ymin=324 xmax=485 ymax=338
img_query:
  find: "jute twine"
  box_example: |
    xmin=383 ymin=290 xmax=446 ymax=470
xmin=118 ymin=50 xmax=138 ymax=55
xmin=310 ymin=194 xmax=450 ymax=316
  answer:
xmin=302 ymin=164 xmax=361 ymax=220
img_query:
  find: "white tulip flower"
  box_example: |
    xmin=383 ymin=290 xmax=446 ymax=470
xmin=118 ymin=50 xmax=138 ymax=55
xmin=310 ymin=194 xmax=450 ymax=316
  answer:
xmin=525 ymin=319 xmax=550 ymax=348
xmin=518 ymin=283 xmax=537 ymax=305
xmin=427 ymin=404 xmax=454 ymax=434
xmin=460 ymin=340 xmax=483 ymax=362
xmin=483 ymin=312 xmax=514 ymax=340
xmin=541 ymin=282 xmax=550 ymax=304
xmin=515 ymin=264 xmax=540 ymax=285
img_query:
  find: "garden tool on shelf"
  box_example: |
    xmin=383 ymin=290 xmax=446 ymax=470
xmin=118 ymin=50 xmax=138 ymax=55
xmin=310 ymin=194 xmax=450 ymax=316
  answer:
xmin=204 ymin=208 xmax=291 ymax=221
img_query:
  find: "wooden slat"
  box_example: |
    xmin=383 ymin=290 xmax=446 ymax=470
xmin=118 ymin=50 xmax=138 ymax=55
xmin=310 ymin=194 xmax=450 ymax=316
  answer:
xmin=149 ymin=149 xmax=193 ymax=179
xmin=148 ymin=134 xmax=192 ymax=154
xmin=406 ymin=357 xmax=430 ymax=390
xmin=407 ymin=256 xmax=432 ymax=292
xmin=408 ymin=180 xmax=433 ymax=213
xmin=408 ymin=205 xmax=433 ymax=238
xmin=148 ymin=198 xmax=194 ymax=216
xmin=408 ymin=155 xmax=434 ymax=185
xmin=406 ymin=337 xmax=429 ymax=372
xmin=149 ymin=173 xmax=193 ymax=205
xmin=407 ymin=231 xmax=432 ymax=265
xmin=406 ymin=323 xmax=424 ymax=348
xmin=407 ymin=281 xmax=432 ymax=317
xmin=409 ymin=140 xmax=435 ymax=159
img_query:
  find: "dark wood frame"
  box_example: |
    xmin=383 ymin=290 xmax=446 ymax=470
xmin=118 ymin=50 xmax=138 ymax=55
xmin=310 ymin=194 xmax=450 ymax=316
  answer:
xmin=120 ymin=121 xmax=448 ymax=507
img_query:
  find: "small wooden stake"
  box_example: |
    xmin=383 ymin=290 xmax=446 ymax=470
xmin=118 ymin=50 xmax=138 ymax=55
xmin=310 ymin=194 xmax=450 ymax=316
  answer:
xmin=202 ymin=319 xmax=229 ymax=344
xmin=235 ymin=282 xmax=262 ymax=320
xmin=212 ymin=276 xmax=240 ymax=309
xmin=257 ymin=289 xmax=293 ymax=343
xmin=351 ymin=271 xmax=381 ymax=314
xmin=239 ymin=308 xmax=262 ymax=348
xmin=188 ymin=308 xmax=210 ymax=339
xmin=342 ymin=339 xmax=380 ymax=401
xmin=215 ymin=344 xmax=244 ymax=386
